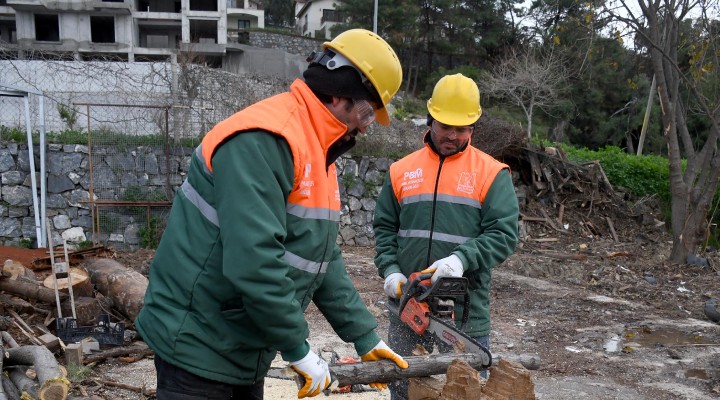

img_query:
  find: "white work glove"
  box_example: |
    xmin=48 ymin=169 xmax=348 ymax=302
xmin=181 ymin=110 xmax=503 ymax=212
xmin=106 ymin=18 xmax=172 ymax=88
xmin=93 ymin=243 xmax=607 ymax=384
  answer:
xmin=360 ymin=340 xmax=409 ymax=390
xmin=289 ymin=349 xmax=331 ymax=398
xmin=422 ymin=254 xmax=465 ymax=284
xmin=383 ymin=272 xmax=408 ymax=299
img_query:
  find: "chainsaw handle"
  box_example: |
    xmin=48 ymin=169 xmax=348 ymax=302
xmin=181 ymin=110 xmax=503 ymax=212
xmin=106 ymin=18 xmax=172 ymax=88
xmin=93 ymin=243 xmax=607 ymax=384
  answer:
xmin=398 ymin=272 xmax=433 ymax=316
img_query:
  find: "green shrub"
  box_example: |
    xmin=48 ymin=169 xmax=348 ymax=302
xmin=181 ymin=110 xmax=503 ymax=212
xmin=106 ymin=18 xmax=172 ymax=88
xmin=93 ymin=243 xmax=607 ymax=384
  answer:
xmin=57 ymin=103 xmax=78 ymax=130
xmin=19 ymin=238 xmax=33 ymax=249
xmin=140 ymin=217 xmax=163 ymax=249
xmin=66 ymin=362 xmax=93 ymax=382
xmin=561 ymin=145 xmax=672 ymax=204
xmin=77 ymin=240 xmax=94 ymax=250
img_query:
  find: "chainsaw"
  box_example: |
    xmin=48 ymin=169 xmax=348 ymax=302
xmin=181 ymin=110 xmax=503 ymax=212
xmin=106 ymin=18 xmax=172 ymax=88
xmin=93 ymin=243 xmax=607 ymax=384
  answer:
xmin=386 ymin=271 xmax=492 ymax=368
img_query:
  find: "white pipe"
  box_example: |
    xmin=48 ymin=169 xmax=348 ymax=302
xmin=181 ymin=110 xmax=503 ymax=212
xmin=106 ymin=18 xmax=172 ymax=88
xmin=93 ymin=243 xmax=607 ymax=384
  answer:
xmin=373 ymin=0 xmax=378 ymax=33
xmin=39 ymin=94 xmax=47 ymax=247
xmin=24 ymin=96 xmax=42 ymax=247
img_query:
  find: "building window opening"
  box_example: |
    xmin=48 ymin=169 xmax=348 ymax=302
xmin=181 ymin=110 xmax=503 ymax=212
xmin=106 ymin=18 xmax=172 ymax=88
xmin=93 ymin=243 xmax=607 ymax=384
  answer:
xmin=190 ymin=19 xmax=217 ymax=44
xmin=238 ymin=20 xmax=250 ymax=30
xmin=91 ymin=16 xmax=116 ymax=43
xmin=35 ymin=14 xmax=60 ymax=42
xmin=189 ymin=0 xmax=217 ymax=11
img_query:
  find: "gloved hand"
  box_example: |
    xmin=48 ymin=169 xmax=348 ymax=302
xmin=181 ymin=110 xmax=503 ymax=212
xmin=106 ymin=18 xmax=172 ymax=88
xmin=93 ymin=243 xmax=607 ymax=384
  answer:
xmin=383 ymin=272 xmax=407 ymax=299
xmin=289 ymin=349 xmax=332 ymax=398
xmin=360 ymin=340 xmax=409 ymax=390
xmin=421 ymin=254 xmax=464 ymax=284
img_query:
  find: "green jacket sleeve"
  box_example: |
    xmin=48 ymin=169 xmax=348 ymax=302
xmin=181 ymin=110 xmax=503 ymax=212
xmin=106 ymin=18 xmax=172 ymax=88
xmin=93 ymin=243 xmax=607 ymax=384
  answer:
xmin=453 ymin=169 xmax=519 ymax=273
xmin=373 ymin=172 xmax=403 ymax=279
xmin=312 ymin=245 xmax=381 ymax=356
xmin=212 ymin=131 xmax=310 ymax=355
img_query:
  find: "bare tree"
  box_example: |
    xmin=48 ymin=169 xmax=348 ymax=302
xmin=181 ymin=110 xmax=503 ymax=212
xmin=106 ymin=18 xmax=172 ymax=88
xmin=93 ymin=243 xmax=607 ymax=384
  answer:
xmin=480 ymin=47 xmax=567 ymax=139
xmin=609 ymin=0 xmax=720 ymax=263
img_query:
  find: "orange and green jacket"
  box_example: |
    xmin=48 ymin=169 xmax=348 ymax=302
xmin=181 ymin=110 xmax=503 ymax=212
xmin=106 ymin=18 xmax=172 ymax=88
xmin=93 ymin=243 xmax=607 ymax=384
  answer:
xmin=374 ymin=133 xmax=519 ymax=337
xmin=136 ymin=79 xmax=380 ymax=385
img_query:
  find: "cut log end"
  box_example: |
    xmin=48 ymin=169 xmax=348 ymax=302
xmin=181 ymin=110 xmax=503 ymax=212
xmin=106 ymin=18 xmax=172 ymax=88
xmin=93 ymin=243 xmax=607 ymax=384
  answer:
xmin=43 ymin=268 xmax=93 ymax=298
xmin=38 ymin=377 xmax=70 ymax=400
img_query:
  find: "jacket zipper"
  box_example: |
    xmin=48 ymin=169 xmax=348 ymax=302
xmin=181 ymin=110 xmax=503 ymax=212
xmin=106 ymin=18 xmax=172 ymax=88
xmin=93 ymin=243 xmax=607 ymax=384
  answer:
xmin=425 ymin=156 xmax=445 ymax=267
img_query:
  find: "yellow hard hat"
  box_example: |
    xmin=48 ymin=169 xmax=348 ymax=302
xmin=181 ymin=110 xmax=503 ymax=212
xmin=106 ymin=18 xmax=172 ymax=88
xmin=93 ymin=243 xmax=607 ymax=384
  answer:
xmin=427 ymin=73 xmax=482 ymax=126
xmin=323 ymin=29 xmax=402 ymax=126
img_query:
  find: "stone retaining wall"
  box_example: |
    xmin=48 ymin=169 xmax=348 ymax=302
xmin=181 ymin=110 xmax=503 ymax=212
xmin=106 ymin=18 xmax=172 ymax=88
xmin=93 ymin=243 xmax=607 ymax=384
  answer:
xmin=0 ymin=142 xmax=388 ymax=249
xmin=249 ymin=31 xmax=323 ymax=57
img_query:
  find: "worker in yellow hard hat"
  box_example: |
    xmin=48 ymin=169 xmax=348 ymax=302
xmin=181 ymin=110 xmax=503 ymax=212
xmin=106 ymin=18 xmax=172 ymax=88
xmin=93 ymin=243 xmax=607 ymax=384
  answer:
xmin=374 ymin=73 xmax=520 ymax=399
xmin=136 ymin=29 xmax=407 ymax=399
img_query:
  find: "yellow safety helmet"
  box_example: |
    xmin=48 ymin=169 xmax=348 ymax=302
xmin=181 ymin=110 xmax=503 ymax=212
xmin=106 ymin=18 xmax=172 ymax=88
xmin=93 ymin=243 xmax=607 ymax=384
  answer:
xmin=427 ymin=73 xmax=482 ymax=126
xmin=322 ymin=29 xmax=402 ymax=126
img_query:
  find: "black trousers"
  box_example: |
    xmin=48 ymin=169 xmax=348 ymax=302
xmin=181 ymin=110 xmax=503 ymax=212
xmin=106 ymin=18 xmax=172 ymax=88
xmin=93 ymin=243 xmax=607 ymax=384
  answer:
xmin=155 ymin=355 xmax=264 ymax=400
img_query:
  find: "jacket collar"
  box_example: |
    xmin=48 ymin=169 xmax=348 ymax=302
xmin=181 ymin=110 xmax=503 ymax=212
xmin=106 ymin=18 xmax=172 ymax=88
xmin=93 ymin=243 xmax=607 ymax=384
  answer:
xmin=290 ymin=79 xmax=349 ymax=155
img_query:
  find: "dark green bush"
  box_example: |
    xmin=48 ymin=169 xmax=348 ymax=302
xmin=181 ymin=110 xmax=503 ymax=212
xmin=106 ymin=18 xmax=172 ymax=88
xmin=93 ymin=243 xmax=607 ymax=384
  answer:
xmin=561 ymin=145 xmax=671 ymax=204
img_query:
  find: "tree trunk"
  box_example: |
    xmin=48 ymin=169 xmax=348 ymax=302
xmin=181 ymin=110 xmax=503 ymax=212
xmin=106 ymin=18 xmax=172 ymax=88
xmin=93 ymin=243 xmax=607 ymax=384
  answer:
xmin=83 ymin=258 xmax=148 ymax=321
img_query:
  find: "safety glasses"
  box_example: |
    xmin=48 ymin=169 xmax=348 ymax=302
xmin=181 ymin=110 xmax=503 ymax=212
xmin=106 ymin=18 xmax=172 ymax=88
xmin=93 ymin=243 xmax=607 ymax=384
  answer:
xmin=432 ymin=120 xmax=474 ymax=136
xmin=352 ymin=99 xmax=376 ymax=129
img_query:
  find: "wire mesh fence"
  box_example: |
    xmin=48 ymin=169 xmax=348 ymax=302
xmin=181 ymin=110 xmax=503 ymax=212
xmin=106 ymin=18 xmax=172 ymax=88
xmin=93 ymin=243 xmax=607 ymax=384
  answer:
xmin=1 ymin=56 xmax=288 ymax=249
xmin=80 ymin=103 xmax=192 ymax=248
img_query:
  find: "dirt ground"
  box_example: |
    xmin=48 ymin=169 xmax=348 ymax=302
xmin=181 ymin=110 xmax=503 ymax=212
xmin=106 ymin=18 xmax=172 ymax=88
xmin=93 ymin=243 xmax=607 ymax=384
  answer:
xmin=86 ymin=222 xmax=719 ymax=400
xmin=3 ymin=196 xmax=720 ymax=399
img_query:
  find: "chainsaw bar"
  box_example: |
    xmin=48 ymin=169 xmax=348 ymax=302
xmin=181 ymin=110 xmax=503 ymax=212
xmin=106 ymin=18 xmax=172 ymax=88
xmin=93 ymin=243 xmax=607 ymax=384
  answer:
xmin=386 ymin=300 xmax=492 ymax=368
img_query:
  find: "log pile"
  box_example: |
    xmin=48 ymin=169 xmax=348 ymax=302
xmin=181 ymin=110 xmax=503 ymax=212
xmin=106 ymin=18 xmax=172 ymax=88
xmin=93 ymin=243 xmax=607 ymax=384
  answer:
xmin=1 ymin=335 xmax=71 ymax=400
xmin=0 ymin=248 xmax=153 ymax=399
xmin=490 ymin=144 xmax=667 ymax=257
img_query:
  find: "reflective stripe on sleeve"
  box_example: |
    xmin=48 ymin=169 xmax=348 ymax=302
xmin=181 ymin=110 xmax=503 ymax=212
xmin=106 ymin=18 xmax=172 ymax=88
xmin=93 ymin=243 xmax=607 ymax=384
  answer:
xmin=195 ymin=145 xmax=213 ymax=177
xmin=282 ymin=251 xmax=330 ymax=273
xmin=181 ymin=179 xmax=219 ymax=227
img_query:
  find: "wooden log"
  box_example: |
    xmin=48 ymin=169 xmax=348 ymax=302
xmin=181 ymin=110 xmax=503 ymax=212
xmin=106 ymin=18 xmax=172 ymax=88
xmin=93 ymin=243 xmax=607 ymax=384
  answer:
xmin=7 ymin=367 xmax=38 ymax=400
xmin=3 ymin=346 xmax=70 ymax=400
xmin=269 ymin=353 xmax=537 ymax=387
xmin=270 ymin=352 xmax=540 ymax=386
xmin=65 ymin=343 xmax=83 ymax=366
xmin=2 ymin=259 xmax=37 ymax=282
xmin=2 ymin=331 xmax=19 ymax=348
xmin=83 ymin=258 xmax=148 ymax=321
xmin=43 ymin=267 xmax=94 ymax=298
xmin=0 ymin=294 xmax=35 ymax=314
xmin=439 ymin=359 xmax=484 ymax=400
xmin=83 ymin=341 xmax=152 ymax=365
xmin=60 ymin=297 xmax=102 ymax=326
xmin=409 ymin=358 xmax=537 ymax=400
xmin=0 ymin=278 xmax=67 ymax=304
xmin=92 ymin=379 xmax=156 ymax=397
xmin=2 ymin=373 xmax=22 ymax=400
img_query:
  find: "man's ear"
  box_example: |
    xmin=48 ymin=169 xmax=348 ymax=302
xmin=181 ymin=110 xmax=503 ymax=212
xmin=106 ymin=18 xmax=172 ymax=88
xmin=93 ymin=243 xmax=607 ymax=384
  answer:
xmin=330 ymin=96 xmax=345 ymax=107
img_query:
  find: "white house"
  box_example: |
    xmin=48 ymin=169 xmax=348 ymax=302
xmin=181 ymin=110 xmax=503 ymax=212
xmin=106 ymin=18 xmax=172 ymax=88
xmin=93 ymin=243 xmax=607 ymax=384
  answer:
xmin=295 ymin=0 xmax=343 ymax=40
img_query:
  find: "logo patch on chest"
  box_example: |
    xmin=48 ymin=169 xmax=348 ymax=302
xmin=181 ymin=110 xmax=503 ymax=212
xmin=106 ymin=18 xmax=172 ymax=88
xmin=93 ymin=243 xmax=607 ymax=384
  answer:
xmin=457 ymin=172 xmax=476 ymax=194
xmin=401 ymin=168 xmax=424 ymax=191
